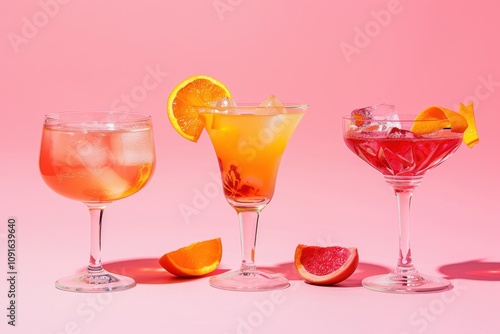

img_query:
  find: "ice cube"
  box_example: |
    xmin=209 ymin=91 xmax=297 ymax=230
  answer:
xmin=206 ymin=98 xmax=236 ymax=130
xmin=387 ymin=128 xmax=422 ymax=139
xmin=372 ymin=103 xmax=397 ymax=119
xmin=74 ymin=135 xmax=109 ymax=174
xmin=210 ymin=97 xmax=237 ymax=112
xmin=351 ymin=103 xmax=400 ymax=131
xmin=208 ymin=98 xmax=237 ymax=130
xmin=352 ymin=105 xmax=374 ymax=123
xmin=48 ymin=130 xmax=80 ymax=166
xmin=257 ymin=94 xmax=285 ymax=114
xmin=352 ymin=103 xmax=397 ymax=120
xmin=110 ymin=129 xmax=154 ymax=165
xmin=259 ymin=94 xmax=283 ymax=108
xmin=87 ymin=166 xmax=131 ymax=199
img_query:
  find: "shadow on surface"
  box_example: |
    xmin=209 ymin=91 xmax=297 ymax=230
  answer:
xmin=259 ymin=262 xmax=303 ymax=280
xmin=104 ymin=258 xmax=229 ymax=284
xmin=259 ymin=262 xmax=391 ymax=287
xmin=438 ymin=259 xmax=500 ymax=281
xmin=103 ymin=259 xmax=394 ymax=286
xmin=335 ymin=262 xmax=391 ymax=288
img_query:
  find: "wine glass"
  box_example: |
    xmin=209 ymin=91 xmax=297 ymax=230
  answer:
xmin=196 ymin=104 xmax=306 ymax=291
xmin=39 ymin=111 xmax=155 ymax=292
xmin=343 ymin=110 xmax=463 ymax=293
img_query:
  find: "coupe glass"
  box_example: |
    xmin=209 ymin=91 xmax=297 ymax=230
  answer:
xmin=343 ymin=112 xmax=463 ymax=293
xmin=39 ymin=111 xmax=155 ymax=292
xmin=196 ymin=104 xmax=306 ymax=291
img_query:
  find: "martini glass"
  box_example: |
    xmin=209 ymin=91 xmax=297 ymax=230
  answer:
xmin=343 ymin=112 xmax=463 ymax=293
xmin=39 ymin=111 xmax=155 ymax=292
xmin=196 ymin=104 xmax=306 ymax=291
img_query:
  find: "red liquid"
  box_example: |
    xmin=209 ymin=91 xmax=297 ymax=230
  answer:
xmin=344 ymin=130 xmax=462 ymax=176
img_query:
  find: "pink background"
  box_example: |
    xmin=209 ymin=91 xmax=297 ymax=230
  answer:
xmin=2 ymin=0 xmax=499 ymax=333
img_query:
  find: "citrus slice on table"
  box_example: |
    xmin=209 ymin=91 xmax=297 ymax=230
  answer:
xmin=167 ymin=75 xmax=232 ymax=142
xmin=459 ymin=102 xmax=479 ymax=148
xmin=294 ymin=244 xmax=359 ymax=285
xmin=159 ymin=238 xmax=223 ymax=277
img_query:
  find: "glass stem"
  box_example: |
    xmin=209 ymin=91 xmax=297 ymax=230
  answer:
xmin=87 ymin=204 xmax=108 ymax=273
xmin=237 ymin=209 xmax=261 ymax=274
xmin=385 ymin=176 xmax=423 ymax=276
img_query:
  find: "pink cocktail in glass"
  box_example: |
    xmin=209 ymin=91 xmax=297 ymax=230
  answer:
xmin=343 ymin=108 xmax=464 ymax=293
xmin=40 ymin=111 xmax=155 ymax=292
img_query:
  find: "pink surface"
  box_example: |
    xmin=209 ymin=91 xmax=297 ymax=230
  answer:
xmin=1 ymin=0 xmax=499 ymax=333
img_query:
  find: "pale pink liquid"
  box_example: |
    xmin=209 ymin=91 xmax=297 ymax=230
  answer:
xmin=40 ymin=127 xmax=155 ymax=203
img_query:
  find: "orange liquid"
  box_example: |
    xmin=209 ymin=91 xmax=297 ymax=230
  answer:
xmin=201 ymin=112 xmax=303 ymax=205
xmin=40 ymin=127 xmax=155 ymax=203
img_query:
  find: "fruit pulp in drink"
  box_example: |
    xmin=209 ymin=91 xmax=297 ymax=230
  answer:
xmin=200 ymin=111 xmax=303 ymax=204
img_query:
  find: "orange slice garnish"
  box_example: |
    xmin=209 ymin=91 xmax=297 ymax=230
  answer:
xmin=459 ymin=102 xmax=479 ymax=148
xmin=411 ymin=104 xmax=479 ymax=148
xmin=159 ymin=238 xmax=222 ymax=277
xmin=411 ymin=106 xmax=469 ymax=135
xmin=167 ymin=75 xmax=231 ymax=142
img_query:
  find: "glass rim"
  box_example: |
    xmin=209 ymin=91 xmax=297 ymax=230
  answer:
xmin=342 ymin=114 xmax=448 ymax=122
xmin=44 ymin=110 xmax=152 ymax=122
xmin=192 ymin=103 xmax=309 ymax=109
xmin=192 ymin=104 xmax=308 ymax=115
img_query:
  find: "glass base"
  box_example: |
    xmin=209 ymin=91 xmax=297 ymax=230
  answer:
xmin=55 ymin=269 xmax=136 ymax=293
xmin=209 ymin=269 xmax=290 ymax=292
xmin=362 ymin=272 xmax=453 ymax=293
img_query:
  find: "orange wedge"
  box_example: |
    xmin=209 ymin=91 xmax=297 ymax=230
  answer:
xmin=167 ymin=75 xmax=232 ymax=142
xmin=159 ymin=238 xmax=222 ymax=277
xmin=459 ymin=102 xmax=479 ymax=148
xmin=411 ymin=106 xmax=469 ymax=135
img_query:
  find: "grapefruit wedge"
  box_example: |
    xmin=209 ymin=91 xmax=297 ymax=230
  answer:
xmin=294 ymin=244 xmax=359 ymax=285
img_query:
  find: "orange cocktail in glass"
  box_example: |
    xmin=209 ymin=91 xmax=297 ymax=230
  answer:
xmin=198 ymin=104 xmax=306 ymax=291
